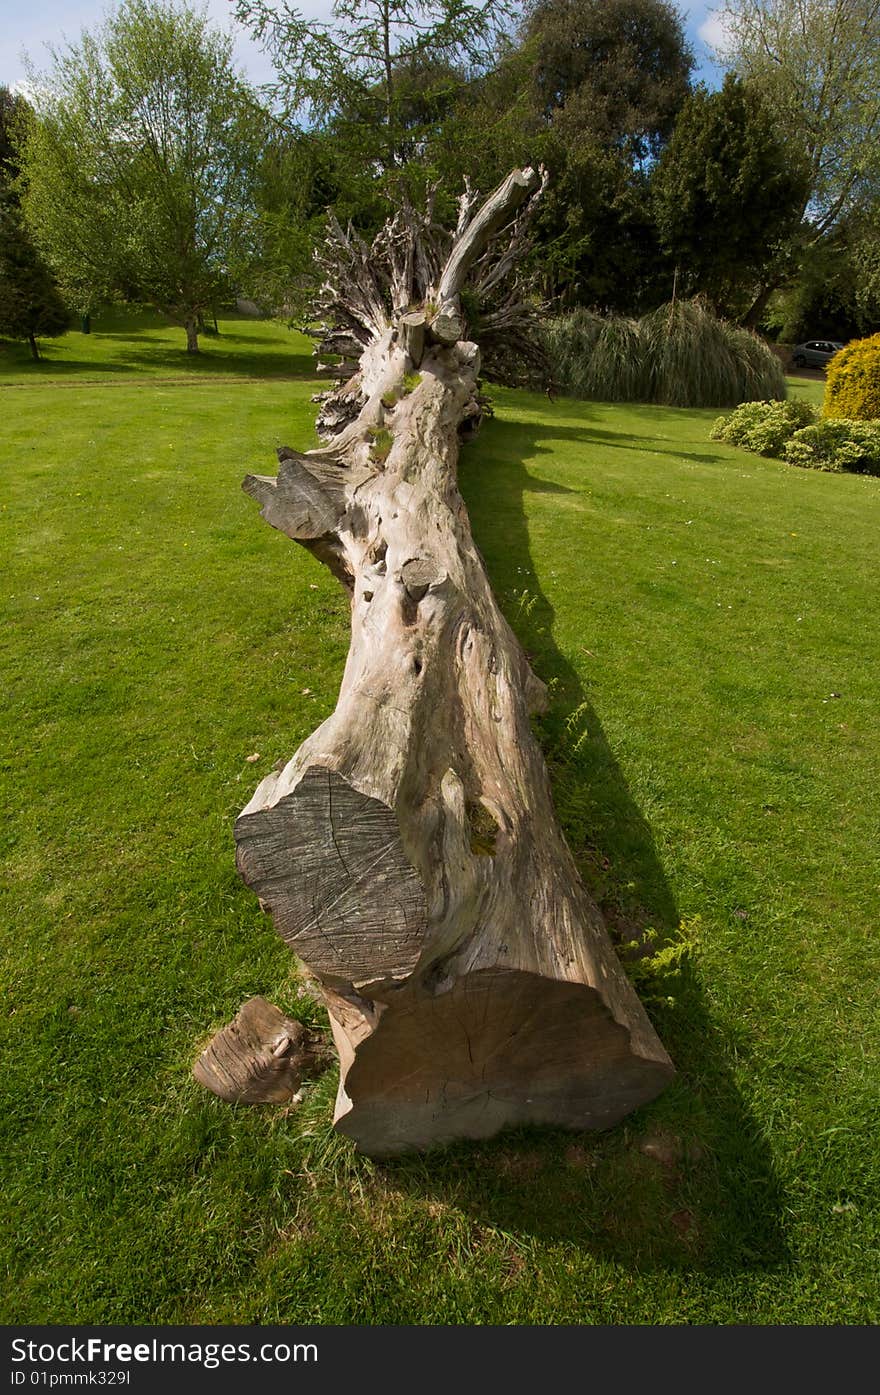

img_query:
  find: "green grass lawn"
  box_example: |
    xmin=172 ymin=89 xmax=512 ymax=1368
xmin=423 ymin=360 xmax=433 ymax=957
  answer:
xmin=0 ymin=306 xmax=315 ymax=382
xmin=1 ymin=315 xmax=877 ymax=1324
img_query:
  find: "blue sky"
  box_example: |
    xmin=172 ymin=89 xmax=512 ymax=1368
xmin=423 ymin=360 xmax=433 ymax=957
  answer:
xmin=2 ymin=0 xmax=727 ymax=93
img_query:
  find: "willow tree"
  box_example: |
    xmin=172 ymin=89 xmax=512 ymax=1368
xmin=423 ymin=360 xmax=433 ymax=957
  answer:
xmin=209 ymin=167 xmax=673 ymax=1155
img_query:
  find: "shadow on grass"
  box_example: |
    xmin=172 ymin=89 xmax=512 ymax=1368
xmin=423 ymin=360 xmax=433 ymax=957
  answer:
xmin=372 ymin=409 xmax=789 ymax=1276
xmin=96 ymin=343 xmax=317 ymax=379
xmin=1 ymin=345 xmax=316 ymax=381
xmin=0 ymin=315 xmax=316 ymax=381
xmin=497 ymin=414 xmax=728 ymax=469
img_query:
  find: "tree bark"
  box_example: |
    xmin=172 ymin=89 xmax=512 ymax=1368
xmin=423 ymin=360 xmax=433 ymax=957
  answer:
xmin=27 ymin=333 xmax=40 ymax=362
xmin=231 ymin=168 xmax=674 ymax=1155
xmin=740 ymin=280 xmax=778 ymax=330
xmin=184 ymin=317 xmax=200 ymax=353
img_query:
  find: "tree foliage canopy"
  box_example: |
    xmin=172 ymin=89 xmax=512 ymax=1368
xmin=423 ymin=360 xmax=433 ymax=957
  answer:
xmin=524 ymin=0 xmax=694 ymax=159
xmin=418 ymin=0 xmax=694 ymax=311
xmin=19 ymin=0 xmax=265 ymax=347
xmin=713 ymin=0 xmax=880 ymax=236
xmin=13 ymin=0 xmax=867 ymax=336
xmin=233 ymin=0 xmax=512 ymax=171
xmin=652 ymin=74 xmax=809 ymax=317
xmin=0 ymin=87 xmax=30 ymax=194
xmin=0 ymin=199 xmax=68 ymax=359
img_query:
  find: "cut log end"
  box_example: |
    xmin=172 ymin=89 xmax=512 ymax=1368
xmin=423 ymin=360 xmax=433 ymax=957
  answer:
xmin=193 ymin=996 xmax=331 ymax=1104
xmin=329 ymin=969 xmax=673 ymax=1155
xmin=235 ymin=767 xmax=428 ymax=989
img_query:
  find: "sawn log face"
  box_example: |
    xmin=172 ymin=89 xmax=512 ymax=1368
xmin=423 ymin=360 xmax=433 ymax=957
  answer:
xmin=232 ymin=170 xmax=674 ymax=1154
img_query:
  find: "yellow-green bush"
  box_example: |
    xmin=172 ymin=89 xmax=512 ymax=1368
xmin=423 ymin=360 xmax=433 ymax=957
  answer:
xmin=823 ymin=333 xmax=880 ymax=420
xmin=710 ymin=398 xmax=815 ymax=454
xmin=785 ymin=419 xmax=880 ymax=474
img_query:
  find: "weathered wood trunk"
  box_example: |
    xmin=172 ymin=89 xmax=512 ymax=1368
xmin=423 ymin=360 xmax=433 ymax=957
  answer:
xmin=232 ymin=168 xmax=673 ymax=1154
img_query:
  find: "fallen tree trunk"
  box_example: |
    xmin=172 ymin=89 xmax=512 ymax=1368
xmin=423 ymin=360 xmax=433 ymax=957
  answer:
xmin=230 ymin=167 xmax=673 ymax=1155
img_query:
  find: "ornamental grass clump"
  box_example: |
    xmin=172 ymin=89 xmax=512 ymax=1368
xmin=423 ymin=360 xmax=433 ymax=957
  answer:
xmin=545 ymin=299 xmax=785 ymax=407
xmin=823 ymin=333 xmax=880 ymax=421
xmin=643 ymin=301 xmax=786 ymax=408
xmin=544 ymin=308 xmax=648 ymax=401
xmin=586 ymin=314 xmax=650 ymax=401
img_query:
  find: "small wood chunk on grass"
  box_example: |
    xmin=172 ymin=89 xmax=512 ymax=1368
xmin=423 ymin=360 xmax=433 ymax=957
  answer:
xmin=193 ymin=995 xmax=331 ymax=1104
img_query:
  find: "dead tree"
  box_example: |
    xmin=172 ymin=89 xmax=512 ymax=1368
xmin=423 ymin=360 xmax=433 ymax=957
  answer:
xmin=229 ymin=167 xmax=673 ymax=1155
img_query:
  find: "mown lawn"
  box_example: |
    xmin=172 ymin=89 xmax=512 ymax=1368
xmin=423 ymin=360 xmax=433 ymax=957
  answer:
xmin=1 ymin=314 xmax=877 ymax=1324
xmin=0 ymin=306 xmax=314 ymax=382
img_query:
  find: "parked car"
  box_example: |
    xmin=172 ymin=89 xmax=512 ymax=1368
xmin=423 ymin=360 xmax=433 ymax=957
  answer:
xmin=792 ymin=339 xmax=845 ymax=369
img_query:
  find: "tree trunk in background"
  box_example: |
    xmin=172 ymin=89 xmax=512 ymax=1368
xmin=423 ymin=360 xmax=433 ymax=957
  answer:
xmin=27 ymin=333 xmax=40 ymax=361
xmin=741 ymin=280 xmax=777 ymax=330
xmin=229 ymin=168 xmax=674 ymax=1155
xmin=184 ymin=317 xmax=199 ymax=353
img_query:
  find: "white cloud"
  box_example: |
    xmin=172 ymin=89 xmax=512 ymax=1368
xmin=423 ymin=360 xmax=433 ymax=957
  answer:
xmin=698 ymin=10 xmax=735 ymax=57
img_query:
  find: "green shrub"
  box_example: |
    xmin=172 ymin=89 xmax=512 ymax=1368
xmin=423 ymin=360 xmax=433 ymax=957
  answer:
xmin=710 ymin=398 xmax=816 ymax=455
xmin=545 ymin=299 xmax=785 ymax=407
xmin=823 ymin=333 xmax=880 ymax=421
xmin=784 ymin=419 xmax=880 ymax=474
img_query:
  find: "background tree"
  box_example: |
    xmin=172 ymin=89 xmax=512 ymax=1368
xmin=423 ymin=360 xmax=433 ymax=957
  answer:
xmin=0 ymin=88 xmax=69 ymax=357
xmin=244 ymin=124 xmax=351 ymax=316
xmin=0 ymin=87 xmax=30 ymax=195
xmin=715 ymin=0 xmax=880 ymax=232
xmin=0 ymin=200 xmax=68 ymax=360
xmin=766 ymin=204 xmax=880 ymax=340
xmin=232 ymin=0 xmax=695 ymax=312
xmin=530 ymin=138 xmax=672 ymax=311
xmin=233 ymin=0 xmax=511 ymax=177
xmin=524 ymin=0 xmax=693 ymax=161
xmin=418 ymin=0 xmax=694 ymax=310
xmin=712 ymin=0 xmax=880 ymax=322
xmin=652 ymin=75 xmax=809 ymax=320
xmin=19 ymin=0 xmax=266 ymax=351
xmin=417 ymin=38 xmax=537 ymax=198
xmin=519 ymin=0 xmax=694 ymax=310
xmin=849 ymin=207 xmax=880 ymax=331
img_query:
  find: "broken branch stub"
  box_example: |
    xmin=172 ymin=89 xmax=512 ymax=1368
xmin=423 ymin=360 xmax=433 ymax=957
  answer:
xmin=228 ymin=167 xmax=673 ymax=1154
